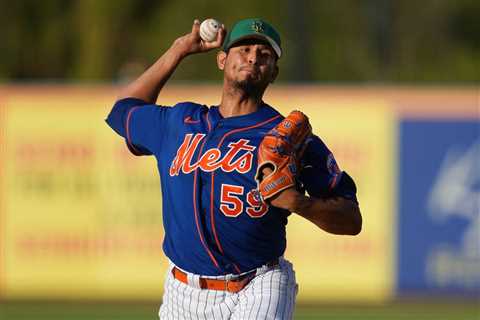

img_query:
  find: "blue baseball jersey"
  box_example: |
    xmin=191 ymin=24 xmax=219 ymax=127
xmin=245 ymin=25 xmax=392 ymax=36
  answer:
xmin=106 ymin=98 xmax=357 ymax=276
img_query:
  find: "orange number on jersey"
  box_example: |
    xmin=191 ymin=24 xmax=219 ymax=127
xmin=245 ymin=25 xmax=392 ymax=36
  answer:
xmin=246 ymin=190 xmax=269 ymax=218
xmin=220 ymin=184 xmax=244 ymax=217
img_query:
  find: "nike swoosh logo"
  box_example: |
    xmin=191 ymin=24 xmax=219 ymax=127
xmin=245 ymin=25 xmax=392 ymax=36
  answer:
xmin=184 ymin=116 xmax=201 ymax=124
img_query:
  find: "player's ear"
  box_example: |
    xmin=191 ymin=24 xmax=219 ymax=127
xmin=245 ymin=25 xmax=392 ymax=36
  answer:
xmin=217 ymin=51 xmax=227 ymax=70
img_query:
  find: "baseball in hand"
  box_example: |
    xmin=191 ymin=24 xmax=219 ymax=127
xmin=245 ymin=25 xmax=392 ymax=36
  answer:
xmin=199 ymin=19 xmax=221 ymax=42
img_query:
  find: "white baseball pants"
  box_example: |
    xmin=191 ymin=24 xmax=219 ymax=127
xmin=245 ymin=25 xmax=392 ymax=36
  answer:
xmin=158 ymin=258 xmax=298 ymax=320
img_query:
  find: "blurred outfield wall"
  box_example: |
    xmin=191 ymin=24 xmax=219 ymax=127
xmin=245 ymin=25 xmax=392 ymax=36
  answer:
xmin=0 ymin=85 xmax=478 ymax=302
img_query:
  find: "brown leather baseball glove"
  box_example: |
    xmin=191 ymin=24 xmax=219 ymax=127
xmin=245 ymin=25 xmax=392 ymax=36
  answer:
xmin=255 ymin=110 xmax=312 ymax=201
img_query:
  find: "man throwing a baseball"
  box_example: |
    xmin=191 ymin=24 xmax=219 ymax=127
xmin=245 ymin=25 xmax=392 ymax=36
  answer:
xmin=106 ymin=18 xmax=362 ymax=320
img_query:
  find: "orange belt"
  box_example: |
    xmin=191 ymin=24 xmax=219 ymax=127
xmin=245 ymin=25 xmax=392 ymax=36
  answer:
xmin=171 ymin=259 xmax=279 ymax=293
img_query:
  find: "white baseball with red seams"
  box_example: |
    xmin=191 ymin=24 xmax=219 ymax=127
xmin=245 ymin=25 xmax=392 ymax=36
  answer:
xmin=200 ymin=19 xmax=221 ymax=42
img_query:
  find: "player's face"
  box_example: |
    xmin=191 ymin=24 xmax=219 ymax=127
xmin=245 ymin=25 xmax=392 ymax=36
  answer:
xmin=217 ymin=39 xmax=279 ymax=94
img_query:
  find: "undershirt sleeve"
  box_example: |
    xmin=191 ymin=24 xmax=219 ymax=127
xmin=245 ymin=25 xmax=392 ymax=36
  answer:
xmin=298 ymin=135 xmax=358 ymax=203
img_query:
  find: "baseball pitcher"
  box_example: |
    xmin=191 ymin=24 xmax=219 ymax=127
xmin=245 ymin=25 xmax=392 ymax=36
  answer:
xmin=106 ymin=18 xmax=362 ymax=320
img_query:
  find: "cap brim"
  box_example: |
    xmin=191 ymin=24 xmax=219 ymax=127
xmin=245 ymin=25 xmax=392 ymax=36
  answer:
xmin=227 ymin=34 xmax=282 ymax=58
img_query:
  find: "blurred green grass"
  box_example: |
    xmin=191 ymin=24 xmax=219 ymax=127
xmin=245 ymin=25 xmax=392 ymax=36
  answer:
xmin=0 ymin=301 xmax=478 ymax=320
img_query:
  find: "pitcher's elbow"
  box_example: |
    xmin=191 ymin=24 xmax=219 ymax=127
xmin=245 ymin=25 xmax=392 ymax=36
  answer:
xmin=349 ymin=206 xmax=362 ymax=235
xmin=351 ymin=221 xmax=362 ymax=235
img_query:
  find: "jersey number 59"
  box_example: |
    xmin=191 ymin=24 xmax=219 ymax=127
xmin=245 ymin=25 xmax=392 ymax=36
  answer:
xmin=220 ymin=184 xmax=268 ymax=218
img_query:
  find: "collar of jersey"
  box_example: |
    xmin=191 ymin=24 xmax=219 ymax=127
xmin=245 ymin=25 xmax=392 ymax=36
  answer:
xmin=208 ymin=103 xmax=280 ymax=129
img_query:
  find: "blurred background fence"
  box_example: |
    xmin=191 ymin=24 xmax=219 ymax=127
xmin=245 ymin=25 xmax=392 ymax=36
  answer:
xmin=0 ymin=0 xmax=479 ymax=319
xmin=0 ymin=85 xmax=478 ymax=304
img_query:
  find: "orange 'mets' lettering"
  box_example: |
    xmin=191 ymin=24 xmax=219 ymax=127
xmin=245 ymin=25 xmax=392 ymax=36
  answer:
xmin=169 ymin=134 xmax=256 ymax=176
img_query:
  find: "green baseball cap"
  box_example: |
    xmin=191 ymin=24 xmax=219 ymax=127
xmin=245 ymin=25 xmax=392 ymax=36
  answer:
xmin=223 ymin=18 xmax=282 ymax=58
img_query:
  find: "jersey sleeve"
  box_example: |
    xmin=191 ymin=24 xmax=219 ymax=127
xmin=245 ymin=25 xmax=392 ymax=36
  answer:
xmin=298 ymin=135 xmax=358 ymax=203
xmin=105 ymin=97 xmax=172 ymax=156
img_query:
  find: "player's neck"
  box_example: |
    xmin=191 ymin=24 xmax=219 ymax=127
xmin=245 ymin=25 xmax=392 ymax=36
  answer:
xmin=218 ymin=98 xmax=261 ymax=118
xmin=219 ymin=86 xmax=264 ymax=118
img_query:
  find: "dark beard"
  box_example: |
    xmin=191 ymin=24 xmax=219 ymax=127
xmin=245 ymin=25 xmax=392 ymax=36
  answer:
xmin=233 ymin=79 xmax=264 ymax=97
